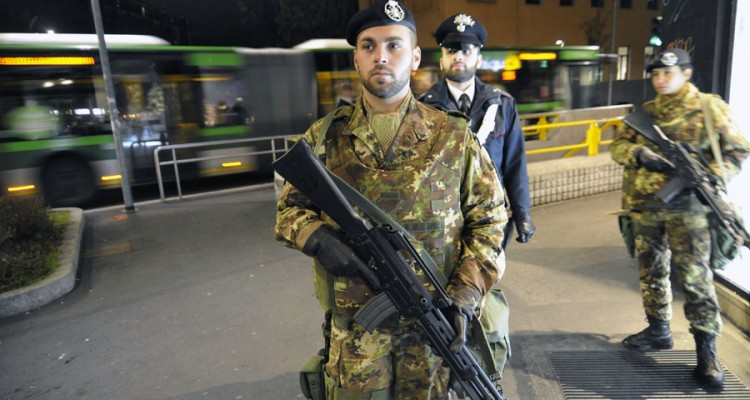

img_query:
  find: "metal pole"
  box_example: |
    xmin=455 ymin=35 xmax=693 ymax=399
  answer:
xmin=607 ymin=0 xmax=617 ymax=106
xmin=90 ymin=0 xmax=136 ymax=212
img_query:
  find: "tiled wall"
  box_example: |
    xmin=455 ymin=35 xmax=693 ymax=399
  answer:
xmin=528 ymin=154 xmax=624 ymax=207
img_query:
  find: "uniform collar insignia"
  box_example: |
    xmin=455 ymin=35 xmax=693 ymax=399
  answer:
xmin=384 ymin=1 xmax=405 ymax=22
xmin=661 ymin=52 xmax=679 ymax=66
xmin=454 ymin=14 xmax=475 ymax=32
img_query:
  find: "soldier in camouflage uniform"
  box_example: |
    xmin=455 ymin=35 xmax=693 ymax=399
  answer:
xmin=611 ymin=49 xmax=749 ymax=387
xmin=274 ymin=1 xmax=507 ymax=399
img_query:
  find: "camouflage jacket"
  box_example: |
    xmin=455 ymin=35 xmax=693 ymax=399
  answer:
xmin=274 ymin=94 xmax=508 ymax=317
xmin=611 ymin=82 xmax=750 ymax=210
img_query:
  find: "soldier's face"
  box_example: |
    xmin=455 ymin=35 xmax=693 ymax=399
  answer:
xmin=440 ymin=46 xmax=482 ymax=83
xmin=651 ymin=66 xmax=692 ymax=95
xmin=353 ymin=25 xmax=421 ymax=99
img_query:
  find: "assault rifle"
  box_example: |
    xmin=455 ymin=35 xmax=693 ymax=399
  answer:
xmin=623 ymin=108 xmax=750 ymax=248
xmin=274 ymin=139 xmax=504 ymax=400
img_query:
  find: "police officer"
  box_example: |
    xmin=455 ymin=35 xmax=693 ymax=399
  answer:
xmin=611 ymin=49 xmax=750 ymax=387
xmin=274 ymin=1 xmax=507 ymax=398
xmin=420 ymin=14 xmax=534 ymax=248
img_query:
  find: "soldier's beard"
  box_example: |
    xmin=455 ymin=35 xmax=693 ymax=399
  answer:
xmin=362 ymin=67 xmax=411 ymax=99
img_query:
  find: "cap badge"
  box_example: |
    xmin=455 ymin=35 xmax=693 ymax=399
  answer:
xmin=660 ymin=52 xmax=679 ymax=66
xmin=454 ymin=14 xmax=476 ymax=33
xmin=384 ymin=0 xmax=405 ymax=22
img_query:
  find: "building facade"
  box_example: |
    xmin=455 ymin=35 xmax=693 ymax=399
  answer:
xmin=359 ymin=0 xmax=662 ymax=82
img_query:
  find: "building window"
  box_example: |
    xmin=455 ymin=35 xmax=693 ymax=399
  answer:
xmin=643 ymin=46 xmax=656 ymax=78
xmin=591 ymin=0 xmax=604 ymax=8
xmin=526 ymin=0 xmax=541 ymax=4
xmin=560 ymin=0 xmax=573 ymax=5
xmin=647 ymin=0 xmax=659 ymax=10
xmin=620 ymin=0 xmax=632 ymax=9
xmin=617 ymin=46 xmax=630 ymax=80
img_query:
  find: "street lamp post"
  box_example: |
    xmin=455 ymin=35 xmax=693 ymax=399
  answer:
xmin=608 ymin=0 xmax=618 ymax=106
xmin=89 ymin=0 xmax=135 ymax=212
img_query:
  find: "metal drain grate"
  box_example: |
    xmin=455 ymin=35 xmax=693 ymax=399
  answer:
xmin=547 ymin=350 xmax=750 ymax=399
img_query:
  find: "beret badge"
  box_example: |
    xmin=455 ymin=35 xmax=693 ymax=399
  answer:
xmin=385 ymin=0 xmax=405 ymax=22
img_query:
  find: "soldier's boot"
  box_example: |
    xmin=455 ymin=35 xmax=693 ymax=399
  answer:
xmin=622 ymin=315 xmax=673 ymax=351
xmin=693 ymin=329 xmax=724 ymax=387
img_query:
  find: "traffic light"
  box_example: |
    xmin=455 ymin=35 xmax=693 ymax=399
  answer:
xmin=650 ymin=16 xmax=663 ymax=46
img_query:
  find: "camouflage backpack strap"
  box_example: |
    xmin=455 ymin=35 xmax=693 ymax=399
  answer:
xmin=312 ymin=104 xmax=356 ymax=313
xmin=699 ymin=93 xmax=726 ymax=184
xmin=313 ymin=102 xmax=355 ymax=157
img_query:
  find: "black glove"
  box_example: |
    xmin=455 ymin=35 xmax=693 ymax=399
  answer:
xmin=302 ymin=226 xmax=368 ymax=278
xmin=635 ymin=146 xmax=674 ymax=172
xmin=514 ymin=210 xmax=535 ymax=243
xmin=445 ymin=286 xmax=481 ymax=352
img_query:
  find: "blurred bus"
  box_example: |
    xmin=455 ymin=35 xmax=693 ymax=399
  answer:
xmin=294 ymin=39 xmax=603 ymax=116
xmin=0 ymin=33 xmax=316 ymax=206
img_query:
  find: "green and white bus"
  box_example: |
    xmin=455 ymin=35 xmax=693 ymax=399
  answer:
xmin=0 ymin=33 xmax=316 ymax=206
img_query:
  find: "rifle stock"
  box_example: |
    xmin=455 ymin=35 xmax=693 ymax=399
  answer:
xmin=274 ymin=138 xmax=504 ymax=400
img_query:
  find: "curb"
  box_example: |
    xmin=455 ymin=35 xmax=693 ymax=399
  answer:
xmin=0 ymin=208 xmax=84 ymax=319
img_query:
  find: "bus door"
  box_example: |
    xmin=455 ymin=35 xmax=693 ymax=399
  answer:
xmin=110 ymin=55 xmax=172 ymax=182
xmin=183 ymin=51 xmax=255 ymax=177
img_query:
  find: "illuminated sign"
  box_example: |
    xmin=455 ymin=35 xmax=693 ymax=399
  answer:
xmin=0 ymin=56 xmax=96 ymax=66
xmin=518 ymin=53 xmax=557 ymax=61
xmin=501 ymin=70 xmax=517 ymax=81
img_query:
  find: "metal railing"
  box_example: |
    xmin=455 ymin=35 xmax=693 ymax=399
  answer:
xmin=522 ymin=116 xmax=624 ymax=158
xmin=152 ymin=109 xmax=627 ymax=202
xmin=153 ymin=134 xmax=297 ymax=202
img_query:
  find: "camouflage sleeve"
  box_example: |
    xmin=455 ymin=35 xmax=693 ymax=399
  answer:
xmin=610 ymin=123 xmax=642 ymax=167
xmin=273 ymin=120 xmax=326 ymax=251
xmin=709 ymin=95 xmax=750 ymax=180
xmin=447 ymin=128 xmax=508 ymax=304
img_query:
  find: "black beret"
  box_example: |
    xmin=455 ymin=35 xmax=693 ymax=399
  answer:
xmin=646 ymin=49 xmax=692 ymax=72
xmin=345 ymin=0 xmax=416 ymax=46
xmin=434 ymin=13 xmax=487 ymax=50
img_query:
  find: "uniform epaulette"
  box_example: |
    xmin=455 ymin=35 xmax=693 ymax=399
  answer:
xmin=493 ymin=87 xmax=513 ymax=99
xmin=332 ymin=103 xmax=355 ymax=120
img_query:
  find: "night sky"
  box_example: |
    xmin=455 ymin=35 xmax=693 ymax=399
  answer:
xmin=0 ymin=0 xmax=359 ymax=48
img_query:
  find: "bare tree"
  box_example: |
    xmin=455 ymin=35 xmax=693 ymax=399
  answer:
xmin=579 ymin=10 xmax=611 ymax=52
xmin=276 ymin=0 xmax=358 ymax=47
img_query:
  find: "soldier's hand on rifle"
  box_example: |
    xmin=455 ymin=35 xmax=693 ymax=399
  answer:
xmin=514 ymin=210 xmax=536 ymax=243
xmin=446 ymin=286 xmax=481 ymax=352
xmin=303 ymin=226 xmax=369 ymax=278
xmin=635 ymin=146 xmax=675 ymax=172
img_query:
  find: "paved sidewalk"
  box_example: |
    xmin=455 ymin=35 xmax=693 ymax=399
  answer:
xmin=0 ymin=187 xmax=748 ymax=400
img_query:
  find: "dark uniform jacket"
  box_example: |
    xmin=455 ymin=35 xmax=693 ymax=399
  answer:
xmin=420 ymin=77 xmax=531 ymax=216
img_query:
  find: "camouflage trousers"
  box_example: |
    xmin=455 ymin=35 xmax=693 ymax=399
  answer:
xmin=324 ymin=315 xmax=451 ymax=400
xmin=631 ymin=209 xmax=722 ymax=334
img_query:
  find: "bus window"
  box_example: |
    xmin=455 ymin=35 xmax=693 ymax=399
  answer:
xmin=0 ymin=66 xmax=107 ymax=141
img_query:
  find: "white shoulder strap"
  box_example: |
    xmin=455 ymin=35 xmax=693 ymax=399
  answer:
xmin=476 ymin=104 xmax=499 ymax=145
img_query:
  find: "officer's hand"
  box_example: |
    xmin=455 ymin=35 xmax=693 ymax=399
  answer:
xmin=635 ymin=146 xmax=674 ymax=172
xmin=514 ymin=211 xmax=536 ymax=243
xmin=446 ymin=286 xmax=481 ymax=352
xmin=302 ymin=226 xmax=368 ymax=278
